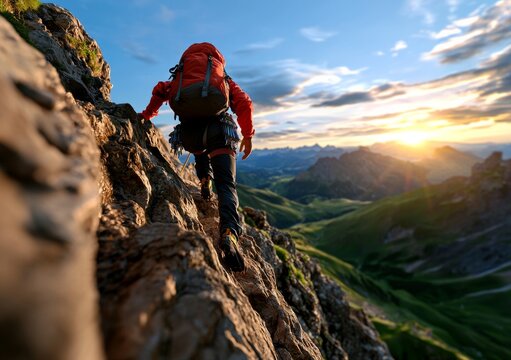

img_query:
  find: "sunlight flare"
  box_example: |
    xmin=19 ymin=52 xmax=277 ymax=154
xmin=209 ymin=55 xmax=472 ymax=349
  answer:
xmin=395 ymin=131 xmax=429 ymax=146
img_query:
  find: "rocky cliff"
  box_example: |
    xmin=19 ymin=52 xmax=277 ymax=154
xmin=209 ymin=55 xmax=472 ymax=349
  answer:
xmin=0 ymin=4 xmax=391 ymax=360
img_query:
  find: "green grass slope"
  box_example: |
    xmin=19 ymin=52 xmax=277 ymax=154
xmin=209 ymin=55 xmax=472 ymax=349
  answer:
xmin=292 ymin=183 xmax=511 ymax=360
xmin=237 ymin=184 xmax=366 ymax=228
xmin=297 ymin=243 xmax=471 ymax=360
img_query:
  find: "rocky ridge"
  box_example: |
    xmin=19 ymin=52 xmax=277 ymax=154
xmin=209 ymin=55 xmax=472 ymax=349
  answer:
xmin=0 ymin=5 xmax=391 ymax=360
xmin=284 ymin=147 xmax=429 ymax=202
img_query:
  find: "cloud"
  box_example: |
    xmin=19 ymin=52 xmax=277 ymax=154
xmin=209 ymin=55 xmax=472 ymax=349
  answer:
xmin=234 ymin=38 xmax=284 ymax=54
xmin=123 ymin=42 xmax=158 ymax=64
xmin=327 ymin=127 xmax=393 ymax=137
xmin=256 ymin=129 xmax=302 ymax=139
xmin=392 ymin=40 xmax=408 ymax=52
xmin=424 ymin=1 xmax=511 ymax=63
xmin=407 ymin=0 xmax=436 ymax=24
xmin=431 ymin=104 xmax=511 ymax=125
xmin=359 ymin=107 xmax=432 ymax=121
xmin=230 ymin=59 xmax=362 ymax=108
xmin=477 ymin=46 xmax=511 ymax=96
xmin=230 ymin=67 xmax=297 ymax=107
xmin=447 ymin=0 xmax=460 ymax=14
xmin=158 ymin=5 xmax=175 ymax=23
xmin=313 ymin=82 xmax=405 ymax=108
xmin=430 ymin=25 xmax=462 ymax=39
xmin=313 ymin=92 xmax=373 ymax=107
xmin=391 ymin=40 xmax=408 ymax=56
xmin=300 ymin=27 xmax=337 ymax=42
xmin=255 ymin=38 xmax=511 ymax=148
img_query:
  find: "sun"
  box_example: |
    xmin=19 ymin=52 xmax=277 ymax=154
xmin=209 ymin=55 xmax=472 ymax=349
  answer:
xmin=395 ymin=131 xmax=428 ymax=146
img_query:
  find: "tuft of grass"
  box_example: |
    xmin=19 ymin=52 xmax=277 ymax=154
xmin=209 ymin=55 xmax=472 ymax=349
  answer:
xmin=0 ymin=0 xmax=40 ymax=13
xmin=0 ymin=10 xmax=32 ymax=44
xmin=289 ymin=263 xmax=309 ymax=287
xmin=66 ymin=34 xmax=101 ymax=75
xmin=273 ymin=244 xmax=290 ymax=262
xmin=1 ymin=0 xmax=40 ymax=45
xmin=273 ymin=244 xmax=311 ymax=287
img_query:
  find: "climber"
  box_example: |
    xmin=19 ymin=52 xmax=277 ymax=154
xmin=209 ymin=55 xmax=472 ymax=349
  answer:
xmin=138 ymin=42 xmax=254 ymax=272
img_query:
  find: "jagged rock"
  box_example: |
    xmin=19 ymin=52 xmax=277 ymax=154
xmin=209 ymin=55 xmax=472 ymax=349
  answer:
xmin=0 ymin=16 xmax=104 ymax=360
xmin=21 ymin=4 xmax=111 ymax=103
xmin=99 ymin=223 xmax=277 ymax=360
xmin=1 ymin=5 xmax=393 ymax=360
xmin=242 ymin=208 xmax=390 ymax=359
xmin=243 ymin=206 xmax=270 ymax=229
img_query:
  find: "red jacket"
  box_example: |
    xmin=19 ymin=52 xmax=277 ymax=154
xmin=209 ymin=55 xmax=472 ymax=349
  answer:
xmin=141 ymin=78 xmax=255 ymax=138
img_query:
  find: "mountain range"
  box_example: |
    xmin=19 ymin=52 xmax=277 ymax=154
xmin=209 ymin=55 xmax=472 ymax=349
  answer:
xmin=282 ymin=147 xmax=429 ymax=202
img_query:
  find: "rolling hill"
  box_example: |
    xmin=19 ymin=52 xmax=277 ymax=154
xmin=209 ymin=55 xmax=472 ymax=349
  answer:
xmin=237 ymin=184 xmax=366 ymax=228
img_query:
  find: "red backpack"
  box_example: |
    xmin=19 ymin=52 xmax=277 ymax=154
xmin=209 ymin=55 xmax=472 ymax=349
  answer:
xmin=168 ymin=43 xmax=230 ymax=119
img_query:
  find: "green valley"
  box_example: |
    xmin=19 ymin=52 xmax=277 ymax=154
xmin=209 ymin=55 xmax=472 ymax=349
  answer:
xmin=237 ymin=183 xmax=366 ymax=228
xmin=237 ymin=149 xmax=511 ymax=359
xmin=288 ymin=154 xmax=511 ymax=360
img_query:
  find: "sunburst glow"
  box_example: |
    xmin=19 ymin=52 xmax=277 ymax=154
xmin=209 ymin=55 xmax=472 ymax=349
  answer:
xmin=395 ymin=131 xmax=429 ymax=146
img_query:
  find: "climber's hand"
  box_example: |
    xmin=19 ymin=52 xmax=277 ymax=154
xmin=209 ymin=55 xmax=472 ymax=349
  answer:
xmin=137 ymin=113 xmax=145 ymax=122
xmin=240 ymin=137 xmax=252 ymax=160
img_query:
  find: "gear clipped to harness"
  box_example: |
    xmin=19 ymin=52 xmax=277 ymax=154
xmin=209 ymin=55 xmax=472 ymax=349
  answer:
xmin=168 ymin=124 xmax=184 ymax=155
xmin=220 ymin=113 xmax=240 ymax=150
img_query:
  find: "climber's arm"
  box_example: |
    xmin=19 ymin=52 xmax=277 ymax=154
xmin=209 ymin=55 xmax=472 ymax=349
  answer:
xmin=228 ymin=78 xmax=254 ymax=160
xmin=228 ymin=78 xmax=254 ymax=139
xmin=140 ymin=81 xmax=170 ymax=121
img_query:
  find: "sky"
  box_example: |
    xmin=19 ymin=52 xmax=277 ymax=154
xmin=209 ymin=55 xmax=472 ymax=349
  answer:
xmin=53 ymin=0 xmax=511 ymax=149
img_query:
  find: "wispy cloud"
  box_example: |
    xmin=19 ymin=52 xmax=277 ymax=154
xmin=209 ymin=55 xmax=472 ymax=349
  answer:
xmin=123 ymin=42 xmax=158 ymax=64
xmin=157 ymin=5 xmax=175 ymax=23
xmin=407 ymin=0 xmax=435 ymax=24
xmin=234 ymin=38 xmax=284 ymax=54
xmin=447 ymin=0 xmax=461 ymax=14
xmin=424 ymin=0 xmax=511 ymax=63
xmin=231 ymin=60 xmax=362 ymax=109
xmin=300 ymin=27 xmax=337 ymax=42
xmin=257 ymin=129 xmax=302 ymax=139
xmin=313 ymin=91 xmax=373 ymax=107
xmin=313 ymin=83 xmax=405 ymax=108
xmin=430 ymin=25 xmax=462 ymax=39
xmin=391 ymin=40 xmax=408 ymax=55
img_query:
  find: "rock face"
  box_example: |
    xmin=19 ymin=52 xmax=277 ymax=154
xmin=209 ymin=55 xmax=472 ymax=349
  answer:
xmin=239 ymin=208 xmax=391 ymax=360
xmin=435 ymin=151 xmax=511 ymax=276
xmin=285 ymin=147 xmax=429 ymax=202
xmin=0 ymin=15 xmax=104 ymax=360
xmin=0 ymin=5 xmax=392 ymax=360
xmin=21 ymin=4 xmax=111 ymax=103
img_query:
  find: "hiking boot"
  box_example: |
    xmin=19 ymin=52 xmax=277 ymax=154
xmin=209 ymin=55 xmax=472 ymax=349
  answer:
xmin=200 ymin=177 xmax=213 ymax=201
xmin=219 ymin=229 xmax=245 ymax=272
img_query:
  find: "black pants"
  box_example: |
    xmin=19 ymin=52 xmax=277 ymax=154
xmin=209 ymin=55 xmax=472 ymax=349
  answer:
xmin=181 ymin=117 xmax=241 ymax=239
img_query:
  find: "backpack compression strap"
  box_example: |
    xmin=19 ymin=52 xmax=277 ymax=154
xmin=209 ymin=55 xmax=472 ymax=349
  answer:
xmin=201 ymin=55 xmax=213 ymax=98
xmin=175 ymin=60 xmax=184 ymax=102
